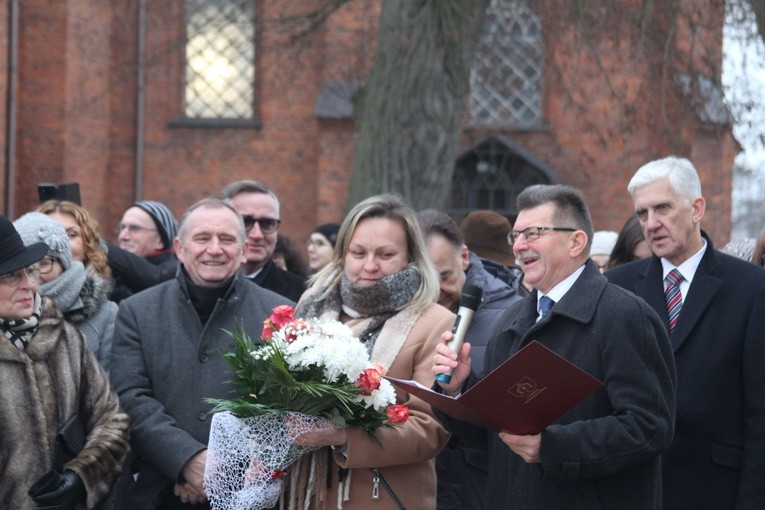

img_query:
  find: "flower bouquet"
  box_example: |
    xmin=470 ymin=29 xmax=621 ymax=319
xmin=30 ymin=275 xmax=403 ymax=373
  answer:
xmin=203 ymin=305 xmax=409 ymax=510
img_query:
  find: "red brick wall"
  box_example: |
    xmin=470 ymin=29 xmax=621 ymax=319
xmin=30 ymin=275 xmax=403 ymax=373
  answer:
xmin=4 ymin=0 xmax=735 ymax=249
xmin=0 ymin=0 xmax=8 ymax=214
xmin=10 ymin=0 xmax=114 ymax=223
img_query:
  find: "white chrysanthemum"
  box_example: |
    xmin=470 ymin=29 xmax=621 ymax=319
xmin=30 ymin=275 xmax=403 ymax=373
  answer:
xmin=358 ymin=378 xmax=397 ymax=410
xmin=316 ymin=320 xmax=355 ymax=340
xmin=279 ymin=320 xmax=370 ymax=384
xmin=317 ymin=337 xmax=369 ymax=383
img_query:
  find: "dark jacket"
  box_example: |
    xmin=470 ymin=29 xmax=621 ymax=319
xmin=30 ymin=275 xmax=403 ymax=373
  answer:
xmin=437 ymin=253 xmax=523 ymax=510
xmin=606 ymin=235 xmax=765 ymax=509
xmin=106 ymin=242 xmax=178 ymax=302
xmin=250 ymin=258 xmax=306 ymax=302
xmin=438 ymin=261 xmax=676 ymax=510
xmin=109 ymin=271 xmax=290 ymax=509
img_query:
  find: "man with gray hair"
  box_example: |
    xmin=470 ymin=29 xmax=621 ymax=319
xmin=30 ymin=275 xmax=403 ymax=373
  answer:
xmin=110 ymin=198 xmax=290 ymax=508
xmin=221 ymin=180 xmax=305 ymax=301
xmin=417 ymin=209 xmax=522 ymax=510
xmin=607 ymin=156 xmax=765 ymax=509
xmin=433 ymin=184 xmax=676 ymax=509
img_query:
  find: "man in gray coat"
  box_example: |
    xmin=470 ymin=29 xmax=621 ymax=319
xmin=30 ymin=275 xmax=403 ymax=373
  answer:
xmin=433 ymin=185 xmax=676 ymax=509
xmin=417 ymin=209 xmax=523 ymax=510
xmin=110 ymin=198 xmax=290 ymax=509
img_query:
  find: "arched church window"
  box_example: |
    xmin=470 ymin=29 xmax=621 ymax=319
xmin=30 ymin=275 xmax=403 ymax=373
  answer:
xmin=450 ymin=138 xmax=551 ymax=219
xmin=470 ymin=0 xmax=543 ymax=127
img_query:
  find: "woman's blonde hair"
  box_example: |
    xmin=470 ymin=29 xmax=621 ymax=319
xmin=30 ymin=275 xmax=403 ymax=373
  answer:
xmin=37 ymin=200 xmax=111 ymax=278
xmin=311 ymin=194 xmax=439 ymax=313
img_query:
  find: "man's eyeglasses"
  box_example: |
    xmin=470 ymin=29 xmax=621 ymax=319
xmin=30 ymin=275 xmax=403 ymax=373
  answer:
xmin=116 ymin=223 xmax=157 ymax=236
xmin=0 ymin=265 xmax=42 ymax=286
xmin=242 ymin=215 xmax=281 ymax=234
xmin=508 ymin=226 xmax=577 ymax=244
xmin=39 ymin=257 xmax=57 ymax=274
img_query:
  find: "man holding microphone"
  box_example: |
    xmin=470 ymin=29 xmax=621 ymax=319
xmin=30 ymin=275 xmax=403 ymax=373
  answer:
xmin=432 ymin=185 xmax=676 ymax=510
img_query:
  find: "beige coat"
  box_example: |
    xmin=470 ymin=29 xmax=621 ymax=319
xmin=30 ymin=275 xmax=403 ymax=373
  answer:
xmin=299 ymin=303 xmax=454 ymax=510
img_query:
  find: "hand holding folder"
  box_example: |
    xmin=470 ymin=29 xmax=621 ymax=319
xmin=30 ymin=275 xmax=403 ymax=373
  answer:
xmin=387 ymin=341 xmax=603 ymax=435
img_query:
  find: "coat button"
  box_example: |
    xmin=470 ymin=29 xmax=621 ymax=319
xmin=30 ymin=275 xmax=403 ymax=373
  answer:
xmin=198 ymin=412 xmax=207 ymax=421
xmin=200 ymin=354 xmax=209 ymax=363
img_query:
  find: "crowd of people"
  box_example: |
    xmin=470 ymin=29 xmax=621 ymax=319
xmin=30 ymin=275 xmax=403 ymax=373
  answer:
xmin=0 ymin=157 xmax=763 ymax=510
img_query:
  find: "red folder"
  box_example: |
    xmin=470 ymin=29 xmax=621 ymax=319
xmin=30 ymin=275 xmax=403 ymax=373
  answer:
xmin=386 ymin=340 xmax=603 ymax=435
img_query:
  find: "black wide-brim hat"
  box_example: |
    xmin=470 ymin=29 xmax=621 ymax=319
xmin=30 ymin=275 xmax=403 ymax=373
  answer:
xmin=0 ymin=214 xmax=49 ymax=275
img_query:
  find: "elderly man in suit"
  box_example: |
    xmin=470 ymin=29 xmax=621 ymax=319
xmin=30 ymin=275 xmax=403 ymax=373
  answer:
xmin=606 ymin=156 xmax=765 ymax=509
xmin=110 ymin=198 xmax=290 ymax=509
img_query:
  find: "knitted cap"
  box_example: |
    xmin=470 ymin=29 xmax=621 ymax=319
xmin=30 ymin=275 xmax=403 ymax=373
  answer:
xmin=132 ymin=200 xmax=178 ymax=249
xmin=460 ymin=210 xmax=517 ymax=268
xmin=313 ymin=223 xmax=341 ymax=247
xmin=13 ymin=212 xmax=73 ymax=270
xmin=591 ymin=230 xmax=618 ymax=256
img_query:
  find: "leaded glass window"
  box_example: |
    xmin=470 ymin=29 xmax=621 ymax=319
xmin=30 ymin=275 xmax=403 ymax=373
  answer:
xmin=470 ymin=0 xmax=543 ymax=126
xmin=185 ymin=0 xmax=255 ymax=118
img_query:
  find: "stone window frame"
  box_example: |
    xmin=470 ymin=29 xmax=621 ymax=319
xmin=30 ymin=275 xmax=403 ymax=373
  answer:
xmin=171 ymin=0 xmax=261 ymax=129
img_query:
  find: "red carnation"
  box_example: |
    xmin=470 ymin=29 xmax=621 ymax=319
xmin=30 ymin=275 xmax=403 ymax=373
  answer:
xmin=270 ymin=305 xmax=296 ymax=328
xmin=355 ymin=368 xmax=382 ymax=396
xmin=262 ymin=323 xmax=276 ymax=342
xmin=386 ymin=404 xmax=409 ymax=424
xmin=270 ymin=469 xmax=287 ymax=480
xmin=262 ymin=305 xmax=296 ymax=342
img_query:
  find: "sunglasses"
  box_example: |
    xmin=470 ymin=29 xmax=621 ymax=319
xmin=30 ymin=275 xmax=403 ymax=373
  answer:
xmin=242 ymin=215 xmax=281 ymax=234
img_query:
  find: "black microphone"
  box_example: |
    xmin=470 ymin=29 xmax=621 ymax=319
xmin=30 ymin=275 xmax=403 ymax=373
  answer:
xmin=435 ymin=284 xmax=483 ymax=384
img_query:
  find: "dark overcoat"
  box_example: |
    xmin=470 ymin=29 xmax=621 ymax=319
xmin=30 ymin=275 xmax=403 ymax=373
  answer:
xmin=439 ymin=262 xmax=676 ymax=509
xmin=607 ymin=236 xmax=765 ymax=509
xmin=109 ymin=271 xmax=290 ymax=508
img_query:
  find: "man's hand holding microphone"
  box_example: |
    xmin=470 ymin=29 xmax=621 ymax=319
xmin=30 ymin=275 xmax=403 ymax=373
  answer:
xmin=432 ymin=285 xmax=482 ymax=395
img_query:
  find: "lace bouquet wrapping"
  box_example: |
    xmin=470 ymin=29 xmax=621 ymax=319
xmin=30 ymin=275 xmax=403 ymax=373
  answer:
xmin=204 ymin=306 xmax=409 ymax=510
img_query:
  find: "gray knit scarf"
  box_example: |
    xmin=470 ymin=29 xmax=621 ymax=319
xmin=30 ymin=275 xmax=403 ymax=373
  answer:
xmin=298 ymin=267 xmax=420 ymax=352
xmin=39 ymin=261 xmax=87 ymax=315
xmin=0 ymin=292 xmax=42 ymax=350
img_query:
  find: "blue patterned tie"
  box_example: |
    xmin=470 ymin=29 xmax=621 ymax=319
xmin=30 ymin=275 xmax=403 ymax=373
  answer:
xmin=664 ymin=269 xmax=683 ymax=332
xmin=539 ymin=296 xmax=555 ymax=319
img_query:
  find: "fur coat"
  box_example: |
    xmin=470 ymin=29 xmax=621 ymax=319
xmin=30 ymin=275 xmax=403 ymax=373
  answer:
xmin=0 ymin=297 xmax=130 ymax=509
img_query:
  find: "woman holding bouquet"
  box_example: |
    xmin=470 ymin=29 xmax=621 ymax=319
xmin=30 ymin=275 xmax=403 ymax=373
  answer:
xmin=291 ymin=194 xmax=454 ymax=509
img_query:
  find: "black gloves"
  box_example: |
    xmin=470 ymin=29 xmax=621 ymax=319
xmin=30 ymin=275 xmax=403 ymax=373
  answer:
xmin=28 ymin=469 xmax=86 ymax=510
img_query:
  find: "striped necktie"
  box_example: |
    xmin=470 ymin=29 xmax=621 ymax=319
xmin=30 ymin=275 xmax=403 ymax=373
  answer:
xmin=664 ymin=269 xmax=683 ymax=332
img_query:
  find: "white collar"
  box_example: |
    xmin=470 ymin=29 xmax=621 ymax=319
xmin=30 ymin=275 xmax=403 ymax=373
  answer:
xmin=537 ymin=263 xmax=586 ymax=311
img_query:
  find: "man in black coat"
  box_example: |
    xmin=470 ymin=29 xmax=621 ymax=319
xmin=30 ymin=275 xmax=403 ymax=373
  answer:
xmin=606 ymin=156 xmax=765 ymax=510
xmin=433 ymin=185 xmax=676 ymax=510
xmin=221 ymin=180 xmax=305 ymax=302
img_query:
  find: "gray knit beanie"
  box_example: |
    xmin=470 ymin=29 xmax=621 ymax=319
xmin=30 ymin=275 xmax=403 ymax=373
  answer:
xmin=132 ymin=200 xmax=179 ymax=249
xmin=13 ymin=212 xmax=73 ymax=270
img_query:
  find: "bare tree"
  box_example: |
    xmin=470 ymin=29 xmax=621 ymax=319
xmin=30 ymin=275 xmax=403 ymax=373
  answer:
xmin=747 ymin=0 xmax=765 ymax=46
xmin=345 ymin=0 xmax=490 ymax=210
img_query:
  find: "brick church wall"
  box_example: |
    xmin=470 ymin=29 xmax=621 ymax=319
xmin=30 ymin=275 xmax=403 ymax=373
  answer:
xmin=2 ymin=0 xmax=736 ymax=248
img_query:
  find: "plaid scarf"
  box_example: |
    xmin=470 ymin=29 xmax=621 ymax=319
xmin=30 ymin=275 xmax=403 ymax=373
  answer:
xmin=0 ymin=292 xmax=42 ymax=351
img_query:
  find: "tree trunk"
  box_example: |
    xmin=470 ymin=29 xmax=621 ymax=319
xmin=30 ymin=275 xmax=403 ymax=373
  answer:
xmin=346 ymin=0 xmax=490 ymax=212
xmin=747 ymin=0 xmax=765 ymax=48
